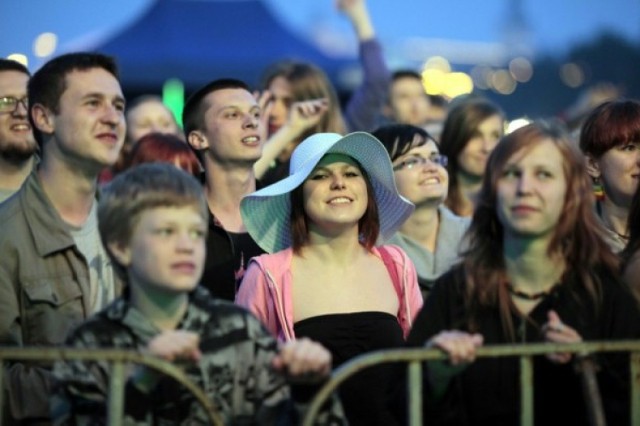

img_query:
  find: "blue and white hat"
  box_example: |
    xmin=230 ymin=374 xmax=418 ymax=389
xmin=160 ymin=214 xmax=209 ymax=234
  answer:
xmin=241 ymin=132 xmax=415 ymax=253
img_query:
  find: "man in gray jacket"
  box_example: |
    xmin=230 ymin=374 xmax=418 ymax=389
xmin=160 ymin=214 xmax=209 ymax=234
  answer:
xmin=0 ymin=52 xmax=125 ymax=424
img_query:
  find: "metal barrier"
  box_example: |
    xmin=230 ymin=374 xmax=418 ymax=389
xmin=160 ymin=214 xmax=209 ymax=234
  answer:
xmin=302 ymin=340 xmax=640 ymax=426
xmin=0 ymin=347 xmax=223 ymax=426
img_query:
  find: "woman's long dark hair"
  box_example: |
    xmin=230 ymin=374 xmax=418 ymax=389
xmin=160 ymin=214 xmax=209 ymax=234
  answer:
xmin=621 ymin=183 xmax=640 ymax=268
xmin=440 ymin=97 xmax=504 ymax=215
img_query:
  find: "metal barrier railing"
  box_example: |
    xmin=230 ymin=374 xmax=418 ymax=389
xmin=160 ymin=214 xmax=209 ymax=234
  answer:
xmin=302 ymin=340 xmax=640 ymax=426
xmin=3 ymin=342 xmax=638 ymax=425
xmin=0 ymin=347 xmax=223 ymax=426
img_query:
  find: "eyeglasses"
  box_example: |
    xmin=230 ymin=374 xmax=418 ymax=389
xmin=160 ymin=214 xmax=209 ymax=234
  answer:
xmin=393 ymin=154 xmax=448 ymax=171
xmin=0 ymin=96 xmax=28 ymax=113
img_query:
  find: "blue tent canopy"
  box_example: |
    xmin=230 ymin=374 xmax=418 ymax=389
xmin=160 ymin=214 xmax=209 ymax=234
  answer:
xmin=95 ymin=0 xmax=354 ymax=91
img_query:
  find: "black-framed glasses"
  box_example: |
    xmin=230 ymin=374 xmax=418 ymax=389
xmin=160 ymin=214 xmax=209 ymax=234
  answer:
xmin=0 ymin=96 xmax=28 ymax=113
xmin=393 ymin=154 xmax=448 ymax=171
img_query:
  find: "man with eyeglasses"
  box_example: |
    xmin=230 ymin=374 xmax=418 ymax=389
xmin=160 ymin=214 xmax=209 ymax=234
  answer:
xmin=0 ymin=52 xmax=125 ymax=424
xmin=0 ymin=59 xmax=37 ymax=203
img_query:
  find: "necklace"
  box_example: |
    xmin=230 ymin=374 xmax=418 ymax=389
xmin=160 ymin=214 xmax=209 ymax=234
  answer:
xmin=507 ymin=283 xmax=554 ymax=301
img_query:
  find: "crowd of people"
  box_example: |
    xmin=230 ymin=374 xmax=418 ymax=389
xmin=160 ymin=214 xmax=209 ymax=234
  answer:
xmin=1 ymin=0 xmax=639 ymax=424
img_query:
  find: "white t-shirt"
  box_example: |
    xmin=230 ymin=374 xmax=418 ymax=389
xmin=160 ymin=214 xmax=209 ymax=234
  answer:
xmin=69 ymin=202 xmax=116 ymax=313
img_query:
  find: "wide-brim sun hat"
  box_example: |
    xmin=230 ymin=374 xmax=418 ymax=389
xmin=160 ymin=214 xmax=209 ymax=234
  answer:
xmin=241 ymin=132 xmax=415 ymax=253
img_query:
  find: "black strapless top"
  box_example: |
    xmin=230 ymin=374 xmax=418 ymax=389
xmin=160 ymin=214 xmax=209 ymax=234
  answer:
xmin=294 ymin=311 xmax=404 ymax=426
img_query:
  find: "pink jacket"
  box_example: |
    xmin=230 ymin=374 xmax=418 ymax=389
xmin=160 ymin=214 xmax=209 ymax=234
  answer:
xmin=235 ymin=245 xmax=424 ymax=342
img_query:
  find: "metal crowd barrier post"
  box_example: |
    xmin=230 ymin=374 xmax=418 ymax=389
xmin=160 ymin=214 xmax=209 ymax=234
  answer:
xmin=302 ymin=340 xmax=640 ymax=426
xmin=632 ymin=352 xmax=640 ymax=423
xmin=0 ymin=347 xmax=223 ymax=425
xmin=520 ymin=355 xmax=533 ymax=426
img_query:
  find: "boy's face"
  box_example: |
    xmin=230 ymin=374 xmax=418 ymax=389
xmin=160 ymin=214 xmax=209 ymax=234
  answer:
xmin=111 ymin=206 xmax=207 ymax=294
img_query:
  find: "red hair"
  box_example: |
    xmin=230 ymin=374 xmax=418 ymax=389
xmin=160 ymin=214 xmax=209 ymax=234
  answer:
xmin=580 ymin=99 xmax=640 ymax=157
xmin=124 ymin=132 xmax=202 ymax=177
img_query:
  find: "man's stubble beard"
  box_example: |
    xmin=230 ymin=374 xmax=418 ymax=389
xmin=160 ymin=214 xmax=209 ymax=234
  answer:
xmin=0 ymin=141 xmax=38 ymax=164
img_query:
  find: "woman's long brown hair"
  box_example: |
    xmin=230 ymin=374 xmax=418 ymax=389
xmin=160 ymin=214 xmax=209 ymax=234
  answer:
xmin=462 ymin=121 xmax=619 ymax=340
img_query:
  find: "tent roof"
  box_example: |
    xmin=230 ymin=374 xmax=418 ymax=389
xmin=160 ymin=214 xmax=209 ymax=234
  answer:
xmin=94 ymin=0 xmax=354 ymax=91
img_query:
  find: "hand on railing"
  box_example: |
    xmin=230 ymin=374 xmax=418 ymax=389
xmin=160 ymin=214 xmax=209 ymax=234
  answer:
xmin=427 ymin=330 xmax=484 ymax=365
xmin=272 ymin=338 xmax=332 ymax=384
xmin=133 ymin=330 xmax=202 ymax=392
xmin=541 ymin=310 xmax=583 ymax=364
xmin=421 ymin=331 xmax=484 ymax=401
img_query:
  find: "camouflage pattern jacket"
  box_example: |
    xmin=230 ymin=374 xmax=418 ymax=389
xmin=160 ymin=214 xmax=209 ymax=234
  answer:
xmin=52 ymin=287 xmax=345 ymax=425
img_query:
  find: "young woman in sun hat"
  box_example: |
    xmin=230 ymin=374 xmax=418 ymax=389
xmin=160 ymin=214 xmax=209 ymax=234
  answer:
xmin=236 ymin=131 xmax=423 ymax=425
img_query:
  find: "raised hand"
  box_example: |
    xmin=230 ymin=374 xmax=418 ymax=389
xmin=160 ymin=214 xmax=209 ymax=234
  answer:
xmin=287 ymin=98 xmax=329 ymax=135
xmin=254 ymin=90 xmax=274 ymax=143
xmin=336 ymin=0 xmax=374 ymax=41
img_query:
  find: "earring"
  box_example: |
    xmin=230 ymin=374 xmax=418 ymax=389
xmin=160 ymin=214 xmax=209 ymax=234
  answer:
xmin=593 ymin=177 xmax=605 ymax=201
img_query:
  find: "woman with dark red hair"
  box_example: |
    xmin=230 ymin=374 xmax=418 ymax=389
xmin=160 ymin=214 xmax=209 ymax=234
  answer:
xmin=408 ymin=122 xmax=640 ymax=425
xmin=580 ymin=99 xmax=640 ymax=252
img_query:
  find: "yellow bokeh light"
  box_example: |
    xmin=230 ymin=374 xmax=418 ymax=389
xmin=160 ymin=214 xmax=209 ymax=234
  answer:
xmin=509 ymin=57 xmax=533 ymax=83
xmin=560 ymin=63 xmax=584 ymax=88
xmin=6 ymin=54 xmax=28 ymax=67
xmin=33 ymin=32 xmax=58 ymax=58
xmin=422 ymin=69 xmax=473 ymax=98
xmin=423 ymin=56 xmax=451 ymax=73
xmin=422 ymin=69 xmax=446 ymax=95
xmin=491 ymin=70 xmax=517 ymax=95
xmin=443 ymin=72 xmax=474 ymax=99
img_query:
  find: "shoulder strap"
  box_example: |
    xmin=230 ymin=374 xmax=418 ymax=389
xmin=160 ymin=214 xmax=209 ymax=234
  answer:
xmin=378 ymin=246 xmax=402 ymax=299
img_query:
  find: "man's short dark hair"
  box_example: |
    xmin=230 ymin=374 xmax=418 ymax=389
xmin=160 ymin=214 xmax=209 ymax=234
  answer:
xmin=0 ymin=59 xmax=30 ymax=76
xmin=27 ymin=52 xmax=119 ymax=147
xmin=182 ymin=78 xmax=250 ymax=138
xmin=390 ymin=69 xmax=422 ymax=83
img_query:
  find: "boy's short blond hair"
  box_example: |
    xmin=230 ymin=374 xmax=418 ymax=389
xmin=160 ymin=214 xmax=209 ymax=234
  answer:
xmin=98 ymin=163 xmax=208 ymax=276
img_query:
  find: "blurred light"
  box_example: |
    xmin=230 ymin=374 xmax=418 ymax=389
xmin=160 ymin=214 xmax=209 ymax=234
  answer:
xmin=422 ymin=69 xmax=473 ymax=99
xmin=163 ymin=78 xmax=184 ymax=127
xmin=422 ymin=69 xmax=446 ymax=95
xmin=560 ymin=63 xmax=584 ymax=88
xmin=509 ymin=57 xmax=533 ymax=83
xmin=6 ymin=54 xmax=28 ymax=67
xmin=33 ymin=32 xmax=58 ymax=58
xmin=470 ymin=65 xmax=493 ymax=90
xmin=443 ymin=72 xmax=474 ymax=98
xmin=423 ymin=56 xmax=451 ymax=73
xmin=506 ymin=117 xmax=531 ymax=134
xmin=491 ymin=70 xmax=517 ymax=95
